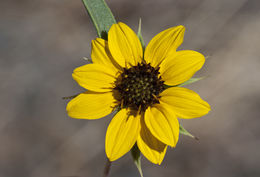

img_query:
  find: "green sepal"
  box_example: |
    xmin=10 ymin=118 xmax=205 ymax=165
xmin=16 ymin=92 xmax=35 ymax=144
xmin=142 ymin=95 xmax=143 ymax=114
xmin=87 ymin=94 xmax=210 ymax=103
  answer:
xmin=82 ymin=0 xmax=116 ymax=39
xmin=62 ymin=94 xmax=79 ymax=100
xmin=131 ymin=144 xmax=144 ymax=177
xmin=178 ymin=77 xmax=205 ymax=87
xmin=137 ymin=18 xmax=145 ymax=50
xmin=164 ymin=77 xmax=205 ymax=89
xmin=179 ymin=124 xmax=199 ymax=140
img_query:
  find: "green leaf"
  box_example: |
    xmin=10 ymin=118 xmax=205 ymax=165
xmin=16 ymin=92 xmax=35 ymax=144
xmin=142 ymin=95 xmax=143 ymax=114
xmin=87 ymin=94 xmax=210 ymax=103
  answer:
xmin=179 ymin=124 xmax=199 ymax=140
xmin=131 ymin=144 xmax=144 ymax=177
xmin=178 ymin=77 xmax=205 ymax=87
xmin=82 ymin=0 xmax=116 ymax=39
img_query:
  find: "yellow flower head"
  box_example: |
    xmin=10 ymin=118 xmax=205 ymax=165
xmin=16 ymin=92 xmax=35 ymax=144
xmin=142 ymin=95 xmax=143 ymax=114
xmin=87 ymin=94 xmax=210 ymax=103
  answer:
xmin=66 ymin=22 xmax=210 ymax=164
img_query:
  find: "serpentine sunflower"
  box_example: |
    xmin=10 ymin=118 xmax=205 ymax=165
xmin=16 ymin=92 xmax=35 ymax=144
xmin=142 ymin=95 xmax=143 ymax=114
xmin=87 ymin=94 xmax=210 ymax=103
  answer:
xmin=66 ymin=22 xmax=210 ymax=164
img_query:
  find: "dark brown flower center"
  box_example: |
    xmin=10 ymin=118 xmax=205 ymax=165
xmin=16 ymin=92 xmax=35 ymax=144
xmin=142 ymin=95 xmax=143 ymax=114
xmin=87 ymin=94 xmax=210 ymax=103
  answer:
xmin=114 ymin=62 xmax=164 ymax=111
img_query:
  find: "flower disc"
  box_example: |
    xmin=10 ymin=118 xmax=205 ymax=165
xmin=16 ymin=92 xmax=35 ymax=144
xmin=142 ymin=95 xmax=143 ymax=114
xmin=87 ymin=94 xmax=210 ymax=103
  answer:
xmin=115 ymin=62 xmax=164 ymax=111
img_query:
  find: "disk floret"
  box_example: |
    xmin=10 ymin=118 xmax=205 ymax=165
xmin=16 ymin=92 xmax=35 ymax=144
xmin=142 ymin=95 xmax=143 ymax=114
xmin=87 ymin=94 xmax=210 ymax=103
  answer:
xmin=115 ymin=62 xmax=164 ymax=111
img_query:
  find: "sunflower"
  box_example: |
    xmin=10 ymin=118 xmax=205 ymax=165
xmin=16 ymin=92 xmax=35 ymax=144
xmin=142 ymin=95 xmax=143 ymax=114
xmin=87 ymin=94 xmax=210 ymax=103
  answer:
xmin=66 ymin=22 xmax=210 ymax=164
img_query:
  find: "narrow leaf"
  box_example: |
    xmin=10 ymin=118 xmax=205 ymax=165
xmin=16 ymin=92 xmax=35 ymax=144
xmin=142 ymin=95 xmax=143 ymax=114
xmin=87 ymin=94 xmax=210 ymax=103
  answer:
xmin=179 ymin=124 xmax=199 ymax=140
xmin=82 ymin=0 xmax=116 ymax=39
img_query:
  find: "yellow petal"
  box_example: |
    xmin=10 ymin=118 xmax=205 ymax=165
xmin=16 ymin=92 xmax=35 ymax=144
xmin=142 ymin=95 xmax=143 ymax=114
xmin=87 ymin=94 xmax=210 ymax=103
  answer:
xmin=72 ymin=63 xmax=117 ymax=92
xmin=145 ymin=103 xmax=179 ymax=147
xmin=137 ymin=117 xmax=167 ymax=165
xmin=66 ymin=91 xmax=116 ymax=119
xmin=105 ymin=109 xmax=141 ymax=161
xmin=108 ymin=22 xmax=143 ymax=67
xmin=91 ymin=38 xmax=121 ymax=72
xmin=144 ymin=25 xmax=185 ymax=67
xmin=160 ymin=87 xmax=211 ymax=119
xmin=160 ymin=50 xmax=205 ymax=86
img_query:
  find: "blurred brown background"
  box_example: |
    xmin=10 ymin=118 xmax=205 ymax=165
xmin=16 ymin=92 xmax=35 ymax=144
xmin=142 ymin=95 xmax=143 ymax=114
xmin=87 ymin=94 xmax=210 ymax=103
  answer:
xmin=1 ymin=0 xmax=260 ymax=177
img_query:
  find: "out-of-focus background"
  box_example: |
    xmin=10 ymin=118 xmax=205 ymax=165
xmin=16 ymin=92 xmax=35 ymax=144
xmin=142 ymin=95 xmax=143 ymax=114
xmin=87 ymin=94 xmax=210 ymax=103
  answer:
xmin=1 ymin=0 xmax=260 ymax=177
